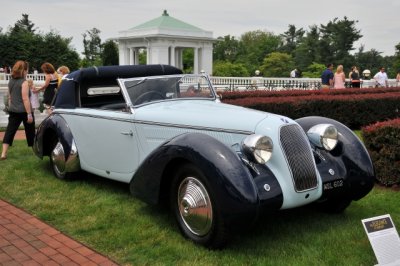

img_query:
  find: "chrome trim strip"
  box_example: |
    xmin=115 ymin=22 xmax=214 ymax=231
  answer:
xmin=54 ymin=110 xmax=253 ymax=135
xmin=117 ymin=79 xmax=135 ymax=114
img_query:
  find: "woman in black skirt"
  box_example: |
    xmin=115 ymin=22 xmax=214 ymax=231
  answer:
xmin=36 ymin=62 xmax=59 ymax=113
xmin=1 ymin=60 xmax=35 ymax=160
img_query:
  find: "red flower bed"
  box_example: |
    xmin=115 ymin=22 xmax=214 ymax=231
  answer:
xmin=221 ymin=87 xmax=400 ymax=100
xmin=222 ymin=91 xmax=400 ymax=129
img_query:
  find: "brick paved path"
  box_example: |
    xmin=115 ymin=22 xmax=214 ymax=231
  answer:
xmin=0 ymin=199 xmax=119 ymax=265
xmin=0 ymin=130 xmax=26 ymax=141
xmin=1 ymin=131 xmax=120 ymax=265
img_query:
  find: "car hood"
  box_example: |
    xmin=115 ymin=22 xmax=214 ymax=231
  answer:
xmin=134 ymin=100 xmax=274 ymax=133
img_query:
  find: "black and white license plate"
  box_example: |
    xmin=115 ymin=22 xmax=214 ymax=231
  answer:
xmin=323 ymin=179 xmax=344 ymax=191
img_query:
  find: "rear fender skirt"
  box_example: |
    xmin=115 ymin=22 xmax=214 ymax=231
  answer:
xmin=130 ymin=133 xmax=266 ymax=224
xmin=296 ymin=116 xmax=375 ymax=201
xmin=34 ymin=114 xmax=80 ymax=172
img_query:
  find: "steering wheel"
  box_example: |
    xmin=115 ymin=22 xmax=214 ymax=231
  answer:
xmin=133 ymin=91 xmax=166 ymax=105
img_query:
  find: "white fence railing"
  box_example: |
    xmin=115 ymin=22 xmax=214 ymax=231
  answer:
xmin=0 ymin=73 xmax=46 ymax=87
xmin=210 ymin=76 xmax=399 ymax=91
xmin=211 ymin=77 xmax=322 ymax=91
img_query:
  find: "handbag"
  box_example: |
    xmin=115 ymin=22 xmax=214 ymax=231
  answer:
xmin=3 ymin=91 xmax=9 ymax=114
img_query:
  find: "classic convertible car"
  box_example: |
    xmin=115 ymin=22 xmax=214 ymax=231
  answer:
xmin=33 ymin=65 xmax=375 ymax=248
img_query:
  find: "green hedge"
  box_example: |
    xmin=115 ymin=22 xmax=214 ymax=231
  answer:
xmin=362 ymin=119 xmax=400 ymax=186
xmin=222 ymin=88 xmax=400 ymax=129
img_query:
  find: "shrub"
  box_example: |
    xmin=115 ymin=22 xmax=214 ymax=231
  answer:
xmin=221 ymin=87 xmax=400 ymax=100
xmin=362 ymin=119 xmax=400 ymax=186
xmin=222 ymin=88 xmax=400 ymax=129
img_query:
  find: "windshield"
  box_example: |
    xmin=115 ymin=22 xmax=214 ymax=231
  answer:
xmin=121 ymin=74 xmax=215 ymax=106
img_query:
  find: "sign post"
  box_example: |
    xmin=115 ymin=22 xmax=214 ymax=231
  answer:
xmin=362 ymin=214 xmax=400 ymax=265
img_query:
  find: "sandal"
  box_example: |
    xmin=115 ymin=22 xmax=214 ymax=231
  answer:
xmin=0 ymin=156 xmax=6 ymax=160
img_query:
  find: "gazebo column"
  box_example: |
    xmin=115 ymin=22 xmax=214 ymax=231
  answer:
xmin=175 ymin=48 xmax=183 ymax=69
xmin=170 ymin=46 xmax=176 ymax=67
xmin=118 ymin=42 xmax=131 ymax=65
xmin=194 ymin=48 xmax=199 ymax=74
xmin=200 ymin=45 xmax=213 ymax=74
xmin=129 ymin=48 xmax=134 ymax=65
xmin=146 ymin=46 xmax=151 ymax=64
xmin=134 ymin=48 xmax=139 ymax=65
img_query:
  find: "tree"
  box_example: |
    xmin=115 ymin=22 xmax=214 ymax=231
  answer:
xmin=280 ymin=24 xmax=305 ymax=56
xmin=383 ymin=55 xmax=395 ymax=78
xmin=260 ymin=52 xmax=295 ymax=77
xmin=213 ymin=35 xmax=240 ymax=62
xmin=354 ymin=46 xmax=384 ymax=75
xmin=0 ymin=14 xmax=80 ymax=72
xmin=37 ymin=31 xmax=80 ymax=71
xmin=294 ymin=25 xmax=321 ymax=70
xmin=82 ymin=28 xmax=102 ymax=66
xmin=302 ymin=62 xmax=326 ymax=78
xmin=182 ymin=48 xmax=194 ymax=73
xmin=237 ymin=30 xmax=281 ymax=74
xmin=138 ymin=48 xmax=147 ymax=65
xmin=101 ymin=40 xmax=119 ymax=66
xmin=213 ymin=61 xmax=249 ymax=77
xmin=319 ymin=17 xmax=362 ymax=66
xmin=11 ymin=14 xmax=36 ymax=34
xmin=391 ymin=42 xmax=400 ymax=76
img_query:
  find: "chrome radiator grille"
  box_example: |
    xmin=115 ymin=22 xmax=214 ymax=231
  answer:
xmin=280 ymin=124 xmax=318 ymax=191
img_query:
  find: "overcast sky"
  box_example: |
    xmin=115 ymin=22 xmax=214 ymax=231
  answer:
xmin=2 ymin=0 xmax=399 ymax=57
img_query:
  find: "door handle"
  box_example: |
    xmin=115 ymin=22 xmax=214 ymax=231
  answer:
xmin=120 ymin=130 xmax=133 ymax=136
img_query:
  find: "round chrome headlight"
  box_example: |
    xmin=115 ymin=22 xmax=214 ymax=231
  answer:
xmin=307 ymin=124 xmax=338 ymax=151
xmin=241 ymin=135 xmax=273 ymax=164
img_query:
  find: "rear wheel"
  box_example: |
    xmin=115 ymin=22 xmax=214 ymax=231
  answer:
xmin=170 ymin=163 xmax=228 ymax=249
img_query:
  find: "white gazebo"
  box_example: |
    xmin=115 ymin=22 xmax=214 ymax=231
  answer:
xmin=117 ymin=10 xmax=215 ymax=74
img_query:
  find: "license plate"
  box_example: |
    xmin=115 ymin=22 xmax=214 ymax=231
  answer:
xmin=323 ymin=179 xmax=344 ymax=190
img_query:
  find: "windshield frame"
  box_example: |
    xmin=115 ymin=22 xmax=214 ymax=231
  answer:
xmin=117 ymin=74 xmax=217 ymax=109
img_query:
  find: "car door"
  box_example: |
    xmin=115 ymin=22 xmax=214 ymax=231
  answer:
xmin=61 ymin=109 xmax=139 ymax=182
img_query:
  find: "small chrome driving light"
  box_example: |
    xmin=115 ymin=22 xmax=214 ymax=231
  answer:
xmin=241 ymin=135 xmax=273 ymax=164
xmin=307 ymin=124 xmax=338 ymax=151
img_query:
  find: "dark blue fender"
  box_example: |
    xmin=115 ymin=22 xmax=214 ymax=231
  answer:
xmin=296 ymin=116 xmax=375 ymax=201
xmin=33 ymin=114 xmax=75 ymax=161
xmin=130 ymin=133 xmax=283 ymax=227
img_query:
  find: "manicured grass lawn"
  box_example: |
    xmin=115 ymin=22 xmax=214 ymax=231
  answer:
xmin=1 ymin=141 xmax=399 ymax=265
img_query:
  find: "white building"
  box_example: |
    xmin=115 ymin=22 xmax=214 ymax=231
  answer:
xmin=117 ymin=10 xmax=215 ymax=74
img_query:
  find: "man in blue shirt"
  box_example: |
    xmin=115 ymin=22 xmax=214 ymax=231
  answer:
xmin=321 ymin=63 xmax=334 ymax=89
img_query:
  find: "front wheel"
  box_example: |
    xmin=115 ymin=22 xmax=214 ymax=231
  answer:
xmin=170 ymin=163 xmax=228 ymax=249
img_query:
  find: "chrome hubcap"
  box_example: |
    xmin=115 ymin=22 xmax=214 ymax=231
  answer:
xmin=51 ymin=142 xmax=66 ymax=177
xmin=178 ymin=177 xmax=213 ymax=236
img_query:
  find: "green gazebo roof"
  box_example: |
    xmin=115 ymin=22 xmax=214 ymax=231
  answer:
xmin=130 ymin=10 xmax=204 ymax=32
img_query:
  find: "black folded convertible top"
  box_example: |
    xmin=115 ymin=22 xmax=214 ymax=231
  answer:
xmin=54 ymin=64 xmax=183 ymax=109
